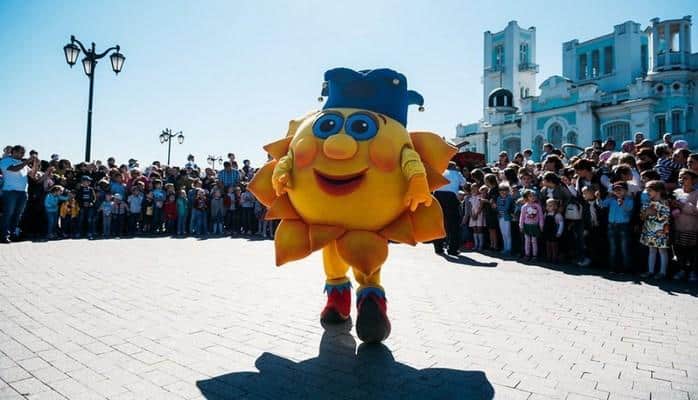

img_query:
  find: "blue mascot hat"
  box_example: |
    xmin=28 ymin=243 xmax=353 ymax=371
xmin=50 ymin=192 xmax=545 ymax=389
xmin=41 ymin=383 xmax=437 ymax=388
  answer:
xmin=320 ymin=68 xmax=424 ymax=127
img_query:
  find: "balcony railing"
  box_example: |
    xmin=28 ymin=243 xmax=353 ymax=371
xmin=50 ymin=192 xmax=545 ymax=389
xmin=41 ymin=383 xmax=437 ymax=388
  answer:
xmin=669 ymin=52 xmax=681 ymax=65
xmin=485 ymin=64 xmax=505 ymax=73
xmin=518 ymin=63 xmax=539 ymax=72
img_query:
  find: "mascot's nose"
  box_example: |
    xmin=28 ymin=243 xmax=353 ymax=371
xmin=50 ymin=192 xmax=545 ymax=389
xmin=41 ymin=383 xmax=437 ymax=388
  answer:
xmin=323 ymin=133 xmax=358 ymax=160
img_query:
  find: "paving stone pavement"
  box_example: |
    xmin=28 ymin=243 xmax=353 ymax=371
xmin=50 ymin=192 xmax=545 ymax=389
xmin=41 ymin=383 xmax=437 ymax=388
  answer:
xmin=0 ymin=238 xmax=697 ymax=400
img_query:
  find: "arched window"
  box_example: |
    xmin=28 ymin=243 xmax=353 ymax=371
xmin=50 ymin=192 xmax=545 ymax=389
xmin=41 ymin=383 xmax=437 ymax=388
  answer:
xmin=565 ymin=131 xmax=578 ymax=158
xmin=503 ymin=137 xmax=521 ymax=158
xmin=533 ymin=135 xmax=544 ymax=160
xmin=603 ymin=121 xmax=630 ymax=145
xmin=519 ymin=43 xmax=529 ymax=64
xmin=548 ymin=123 xmax=563 ymax=149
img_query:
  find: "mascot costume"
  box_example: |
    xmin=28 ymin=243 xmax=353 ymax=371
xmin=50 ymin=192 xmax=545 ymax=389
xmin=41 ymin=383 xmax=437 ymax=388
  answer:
xmin=249 ymin=68 xmax=456 ymax=343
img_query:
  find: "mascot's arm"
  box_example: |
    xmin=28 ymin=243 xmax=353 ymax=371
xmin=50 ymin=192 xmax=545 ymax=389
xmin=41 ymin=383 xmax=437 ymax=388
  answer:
xmin=272 ymin=151 xmax=293 ymax=196
xmin=401 ymin=147 xmax=432 ymax=212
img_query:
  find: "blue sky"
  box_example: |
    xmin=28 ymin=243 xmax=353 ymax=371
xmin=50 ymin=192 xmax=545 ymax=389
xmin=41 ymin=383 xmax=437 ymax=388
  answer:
xmin=1 ymin=0 xmax=696 ymax=167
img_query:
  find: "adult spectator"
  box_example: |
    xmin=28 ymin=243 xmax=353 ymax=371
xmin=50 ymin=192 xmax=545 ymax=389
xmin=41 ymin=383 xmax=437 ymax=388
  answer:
xmin=218 ymin=161 xmax=240 ymax=189
xmin=0 ymin=145 xmax=38 ymax=243
xmin=433 ymin=161 xmax=466 ymax=256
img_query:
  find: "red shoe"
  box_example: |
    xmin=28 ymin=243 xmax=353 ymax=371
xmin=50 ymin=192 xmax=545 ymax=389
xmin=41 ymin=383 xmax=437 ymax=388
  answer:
xmin=321 ymin=280 xmax=351 ymax=323
xmin=356 ymin=287 xmax=391 ymax=343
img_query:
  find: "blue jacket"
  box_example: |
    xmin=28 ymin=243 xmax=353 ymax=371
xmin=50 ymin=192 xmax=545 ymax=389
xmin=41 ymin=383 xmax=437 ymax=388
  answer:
xmin=496 ymin=195 xmax=514 ymax=221
xmin=44 ymin=193 xmax=69 ymax=213
xmin=599 ymin=196 xmax=634 ymax=224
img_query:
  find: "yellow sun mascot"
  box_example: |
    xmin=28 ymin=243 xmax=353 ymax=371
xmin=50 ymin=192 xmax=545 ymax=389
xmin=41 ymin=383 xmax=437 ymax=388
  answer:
xmin=249 ymin=68 xmax=456 ymax=343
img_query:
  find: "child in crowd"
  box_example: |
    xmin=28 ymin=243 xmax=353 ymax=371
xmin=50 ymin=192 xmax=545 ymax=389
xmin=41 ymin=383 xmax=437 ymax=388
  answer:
xmin=240 ymin=186 xmax=256 ymax=235
xmin=459 ymin=187 xmax=473 ymax=250
xmin=112 ymin=193 xmax=128 ymax=238
xmin=210 ymin=189 xmax=225 ymax=235
xmin=671 ymin=169 xmax=698 ymax=281
xmin=496 ymin=184 xmax=514 ymax=255
xmin=152 ymin=179 xmax=166 ymax=233
xmin=484 ymin=174 xmax=500 ymax=250
xmin=469 ymin=184 xmax=486 ymax=251
xmin=142 ymin=192 xmax=154 ymax=234
xmin=254 ymin=196 xmax=269 ymax=238
xmin=99 ymin=193 xmax=114 ymax=238
xmin=192 ymin=189 xmax=209 ymax=236
xmin=127 ymin=185 xmax=143 ymax=235
xmin=59 ymin=191 xmax=79 ymax=238
xmin=598 ymin=182 xmax=634 ymax=273
xmin=77 ymin=176 xmax=96 ymax=239
xmin=519 ymin=190 xmax=543 ymax=261
xmin=639 ymin=181 xmax=671 ymax=279
xmin=164 ymin=194 xmax=178 ymax=234
xmin=44 ymin=185 xmax=69 ymax=239
xmin=176 ymin=190 xmax=189 ymax=236
xmin=543 ymin=199 xmax=564 ymax=263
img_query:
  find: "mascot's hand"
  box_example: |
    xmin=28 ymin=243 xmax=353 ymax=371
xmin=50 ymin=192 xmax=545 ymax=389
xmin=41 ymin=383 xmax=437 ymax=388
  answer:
xmin=404 ymin=174 xmax=432 ymax=212
xmin=272 ymin=154 xmax=293 ymax=196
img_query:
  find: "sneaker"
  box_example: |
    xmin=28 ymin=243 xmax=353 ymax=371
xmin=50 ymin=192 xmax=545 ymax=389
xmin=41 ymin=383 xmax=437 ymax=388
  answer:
xmin=689 ymin=272 xmax=698 ymax=282
xmin=673 ymin=270 xmax=687 ymax=281
xmin=356 ymin=288 xmax=391 ymax=344
xmin=321 ymin=281 xmax=351 ymax=324
xmin=640 ymin=272 xmax=653 ymax=279
xmin=1 ymin=236 xmax=10 ymax=244
xmin=577 ymin=257 xmax=591 ymax=267
xmin=654 ymin=272 xmax=667 ymax=280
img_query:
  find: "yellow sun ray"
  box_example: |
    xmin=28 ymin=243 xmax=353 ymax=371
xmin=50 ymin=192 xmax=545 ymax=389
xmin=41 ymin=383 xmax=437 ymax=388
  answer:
xmin=410 ymin=198 xmax=446 ymax=243
xmin=263 ymin=137 xmax=293 ymax=161
xmin=379 ymin=212 xmax=416 ymax=245
xmin=309 ymin=225 xmax=346 ymax=251
xmin=265 ymin=194 xmax=300 ymax=220
xmin=336 ymin=231 xmax=388 ymax=276
xmin=274 ymin=220 xmax=311 ymax=266
xmin=248 ymin=161 xmax=278 ymax=207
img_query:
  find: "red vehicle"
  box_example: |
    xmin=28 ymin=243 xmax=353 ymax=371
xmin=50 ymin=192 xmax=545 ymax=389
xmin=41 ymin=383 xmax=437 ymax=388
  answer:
xmin=451 ymin=151 xmax=486 ymax=171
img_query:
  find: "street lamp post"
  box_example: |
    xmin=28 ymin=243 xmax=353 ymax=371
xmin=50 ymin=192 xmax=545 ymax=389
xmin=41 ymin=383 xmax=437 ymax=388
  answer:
xmin=159 ymin=129 xmax=184 ymax=166
xmin=207 ymin=155 xmax=223 ymax=170
xmin=63 ymin=35 xmax=125 ymax=162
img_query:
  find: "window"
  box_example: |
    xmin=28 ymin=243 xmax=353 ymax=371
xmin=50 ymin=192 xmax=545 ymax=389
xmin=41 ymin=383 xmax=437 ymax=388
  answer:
xmin=548 ymin=123 xmax=563 ymax=148
xmin=565 ymin=131 xmax=578 ymax=158
xmin=603 ymin=121 xmax=630 ymax=145
xmin=520 ymin=87 xmax=525 ymax=99
xmin=494 ymin=45 xmax=505 ymax=68
xmin=503 ymin=138 xmax=521 ymax=157
xmin=579 ymin=54 xmax=588 ymax=80
xmin=525 ymin=88 xmax=530 ymax=97
xmin=670 ymin=24 xmax=680 ymax=52
xmin=519 ymin=42 xmax=529 ymax=64
xmin=533 ymin=135 xmax=545 ymax=160
xmin=672 ymin=110 xmax=682 ymax=134
xmin=656 ymin=115 xmax=666 ymax=136
xmin=687 ymin=106 xmax=694 ymax=132
xmin=603 ymin=46 xmax=614 ymax=74
xmin=657 ymin=25 xmax=666 ymax=53
xmin=591 ymin=50 xmax=600 ymax=78
xmin=641 ymin=44 xmax=648 ymax=74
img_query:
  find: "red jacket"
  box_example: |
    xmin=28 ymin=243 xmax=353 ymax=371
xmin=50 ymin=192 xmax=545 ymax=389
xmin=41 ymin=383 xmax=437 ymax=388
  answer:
xmin=163 ymin=200 xmax=177 ymax=221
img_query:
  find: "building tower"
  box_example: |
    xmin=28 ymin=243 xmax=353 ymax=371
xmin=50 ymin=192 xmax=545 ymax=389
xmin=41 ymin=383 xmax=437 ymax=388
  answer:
xmin=647 ymin=16 xmax=692 ymax=72
xmin=483 ymin=21 xmax=538 ymax=123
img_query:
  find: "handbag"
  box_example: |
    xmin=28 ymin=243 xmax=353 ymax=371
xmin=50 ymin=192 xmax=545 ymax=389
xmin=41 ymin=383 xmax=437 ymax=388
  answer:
xmin=564 ymin=202 xmax=582 ymax=220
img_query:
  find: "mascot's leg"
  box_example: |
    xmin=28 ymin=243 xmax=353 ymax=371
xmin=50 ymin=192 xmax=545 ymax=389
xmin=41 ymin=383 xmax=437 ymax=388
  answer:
xmin=352 ymin=267 xmax=391 ymax=344
xmin=321 ymin=241 xmax=351 ymax=324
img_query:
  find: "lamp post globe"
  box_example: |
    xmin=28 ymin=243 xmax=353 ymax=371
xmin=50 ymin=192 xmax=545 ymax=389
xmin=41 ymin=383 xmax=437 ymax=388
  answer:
xmin=177 ymin=133 xmax=185 ymax=144
xmin=110 ymin=49 xmax=125 ymax=74
xmin=81 ymin=57 xmax=95 ymax=76
xmin=63 ymin=43 xmax=80 ymax=66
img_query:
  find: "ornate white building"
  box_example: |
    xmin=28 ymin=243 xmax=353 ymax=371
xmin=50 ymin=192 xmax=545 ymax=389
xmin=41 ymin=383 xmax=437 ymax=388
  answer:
xmin=456 ymin=16 xmax=698 ymax=162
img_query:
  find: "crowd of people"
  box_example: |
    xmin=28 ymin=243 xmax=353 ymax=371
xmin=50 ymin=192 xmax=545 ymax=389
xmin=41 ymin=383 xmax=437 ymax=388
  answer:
xmin=434 ymin=132 xmax=698 ymax=283
xmin=0 ymin=146 xmax=275 ymax=243
xmin=3 ymin=131 xmax=698 ymax=283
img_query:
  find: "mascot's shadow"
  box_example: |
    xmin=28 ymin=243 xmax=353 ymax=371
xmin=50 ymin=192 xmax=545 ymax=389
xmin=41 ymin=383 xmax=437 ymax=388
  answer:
xmin=196 ymin=320 xmax=494 ymax=400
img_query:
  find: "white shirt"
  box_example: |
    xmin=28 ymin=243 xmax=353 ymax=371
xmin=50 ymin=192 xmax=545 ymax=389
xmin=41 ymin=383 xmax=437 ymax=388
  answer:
xmin=0 ymin=157 xmax=29 ymax=192
xmin=437 ymin=169 xmax=466 ymax=193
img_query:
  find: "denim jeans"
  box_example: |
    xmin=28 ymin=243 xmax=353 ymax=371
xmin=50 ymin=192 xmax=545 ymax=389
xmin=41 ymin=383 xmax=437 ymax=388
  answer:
xmin=77 ymin=207 xmax=95 ymax=237
xmin=1 ymin=190 xmax=28 ymax=238
xmin=128 ymin=214 xmax=139 ymax=235
xmin=191 ymin=209 xmax=207 ymax=235
xmin=608 ymin=223 xmax=630 ymax=272
xmin=46 ymin=211 xmax=58 ymax=237
xmin=498 ymin=218 xmax=512 ymax=253
xmin=567 ymin=219 xmax=586 ymax=261
xmin=102 ymin=215 xmax=112 ymax=237
xmin=177 ymin=214 xmax=187 ymax=235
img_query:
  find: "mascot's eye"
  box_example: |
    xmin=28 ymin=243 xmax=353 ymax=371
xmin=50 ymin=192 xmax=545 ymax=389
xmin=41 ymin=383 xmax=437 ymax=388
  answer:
xmin=312 ymin=113 xmax=344 ymax=139
xmin=345 ymin=113 xmax=378 ymax=141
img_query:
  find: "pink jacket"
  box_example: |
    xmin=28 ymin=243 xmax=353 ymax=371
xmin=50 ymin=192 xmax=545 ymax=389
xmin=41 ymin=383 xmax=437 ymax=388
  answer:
xmin=520 ymin=203 xmax=544 ymax=229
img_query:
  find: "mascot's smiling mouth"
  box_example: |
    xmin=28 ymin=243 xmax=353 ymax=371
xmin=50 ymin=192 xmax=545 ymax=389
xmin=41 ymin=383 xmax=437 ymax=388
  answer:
xmin=314 ymin=168 xmax=368 ymax=196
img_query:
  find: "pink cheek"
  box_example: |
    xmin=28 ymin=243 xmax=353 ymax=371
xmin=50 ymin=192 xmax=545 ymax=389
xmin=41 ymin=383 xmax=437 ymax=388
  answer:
xmin=368 ymin=135 xmax=399 ymax=172
xmin=294 ymin=137 xmax=318 ymax=169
